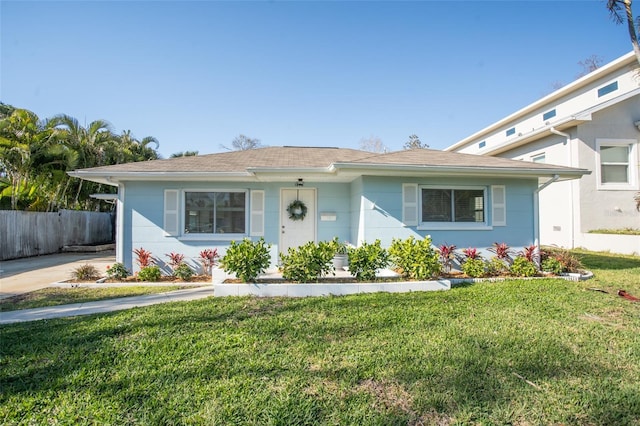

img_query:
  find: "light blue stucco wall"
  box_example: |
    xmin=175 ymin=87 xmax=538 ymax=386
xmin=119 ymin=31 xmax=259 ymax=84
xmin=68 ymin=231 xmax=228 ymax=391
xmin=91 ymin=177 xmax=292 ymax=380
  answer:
xmin=358 ymin=176 xmax=537 ymax=248
xmin=119 ymin=176 xmax=538 ymax=271
xmin=120 ymin=181 xmax=353 ymax=272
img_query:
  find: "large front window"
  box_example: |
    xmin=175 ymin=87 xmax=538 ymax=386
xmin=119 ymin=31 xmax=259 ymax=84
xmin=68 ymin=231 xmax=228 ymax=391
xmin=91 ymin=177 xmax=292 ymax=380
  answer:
xmin=421 ymin=187 xmax=485 ymax=224
xmin=185 ymin=191 xmax=246 ymax=234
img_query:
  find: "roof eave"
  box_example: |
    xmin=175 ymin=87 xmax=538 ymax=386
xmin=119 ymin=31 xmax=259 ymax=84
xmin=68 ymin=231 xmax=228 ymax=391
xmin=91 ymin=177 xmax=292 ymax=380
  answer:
xmin=68 ymin=171 xmax=254 ymax=185
xmin=332 ymin=163 xmax=589 ymax=180
xmin=445 ymin=51 xmax=638 ymax=152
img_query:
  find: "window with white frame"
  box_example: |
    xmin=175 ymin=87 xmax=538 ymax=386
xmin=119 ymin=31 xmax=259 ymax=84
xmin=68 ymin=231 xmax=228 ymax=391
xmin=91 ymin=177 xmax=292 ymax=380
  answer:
xmin=596 ymin=139 xmax=638 ymax=189
xmin=420 ymin=187 xmax=485 ymax=224
xmin=184 ymin=191 xmax=246 ymax=234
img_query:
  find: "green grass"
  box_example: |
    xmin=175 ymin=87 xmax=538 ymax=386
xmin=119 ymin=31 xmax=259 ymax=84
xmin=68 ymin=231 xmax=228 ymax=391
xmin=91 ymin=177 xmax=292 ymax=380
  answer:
xmin=587 ymin=228 xmax=640 ymax=235
xmin=1 ymin=252 xmax=639 ymax=425
xmin=0 ymin=286 xmax=196 ymax=312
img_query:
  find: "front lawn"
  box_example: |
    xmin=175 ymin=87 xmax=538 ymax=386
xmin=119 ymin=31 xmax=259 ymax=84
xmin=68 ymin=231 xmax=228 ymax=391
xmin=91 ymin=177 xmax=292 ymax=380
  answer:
xmin=1 ymin=252 xmax=639 ymax=424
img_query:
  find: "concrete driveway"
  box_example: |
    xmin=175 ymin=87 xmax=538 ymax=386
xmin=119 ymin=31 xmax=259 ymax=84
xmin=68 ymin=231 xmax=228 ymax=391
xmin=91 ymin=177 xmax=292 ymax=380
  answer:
xmin=0 ymin=251 xmax=115 ymax=299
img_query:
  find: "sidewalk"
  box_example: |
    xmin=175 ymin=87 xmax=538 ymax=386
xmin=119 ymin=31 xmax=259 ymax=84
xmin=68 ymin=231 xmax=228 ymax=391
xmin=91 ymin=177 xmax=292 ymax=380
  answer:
xmin=0 ymin=286 xmax=215 ymax=325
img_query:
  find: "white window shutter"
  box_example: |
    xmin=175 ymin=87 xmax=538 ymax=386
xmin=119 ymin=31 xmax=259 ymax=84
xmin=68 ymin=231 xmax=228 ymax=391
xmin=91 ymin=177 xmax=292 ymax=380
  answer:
xmin=491 ymin=185 xmax=506 ymax=226
xmin=164 ymin=189 xmax=179 ymax=236
xmin=250 ymin=190 xmax=265 ymax=237
xmin=402 ymin=183 xmax=418 ymax=226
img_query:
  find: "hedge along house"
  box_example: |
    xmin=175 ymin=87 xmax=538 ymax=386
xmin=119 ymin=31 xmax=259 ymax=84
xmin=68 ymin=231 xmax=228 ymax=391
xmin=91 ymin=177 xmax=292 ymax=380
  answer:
xmin=69 ymin=146 xmax=588 ymax=273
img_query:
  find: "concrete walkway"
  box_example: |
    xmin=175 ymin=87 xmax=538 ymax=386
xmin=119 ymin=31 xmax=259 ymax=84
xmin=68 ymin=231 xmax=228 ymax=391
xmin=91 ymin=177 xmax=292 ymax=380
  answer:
xmin=0 ymin=286 xmax=215 ymax=325
xmin=0 ymin=251 xmax=115 ymax=299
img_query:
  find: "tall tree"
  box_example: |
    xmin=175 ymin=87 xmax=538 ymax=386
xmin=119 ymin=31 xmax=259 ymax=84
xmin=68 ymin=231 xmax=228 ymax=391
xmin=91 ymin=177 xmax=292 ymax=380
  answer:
xmin=576 ymin=55 xmax=603 ymax=78
xmin=170 ymin=150 xmax=199 ymax=158
xmin=221 ymin=134 xmax=261 ymax=151
xmin=403 ymin=134 xmax=428 ymax=150
xmin=50 ymin=115 xmax=118 ymax=208
xmin=0 ymin=109 xmax=57 ymax=209
xmin=359 ymin=135 xmax=386 ymax=153
xmin=607 ymin=0 xmax=640 ymax=66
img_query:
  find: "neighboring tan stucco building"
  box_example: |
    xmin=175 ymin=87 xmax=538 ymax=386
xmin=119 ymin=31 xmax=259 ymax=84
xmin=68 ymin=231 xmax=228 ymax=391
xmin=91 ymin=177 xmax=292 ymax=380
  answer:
xmin=446 ymin=52 xmax=640 ymax=254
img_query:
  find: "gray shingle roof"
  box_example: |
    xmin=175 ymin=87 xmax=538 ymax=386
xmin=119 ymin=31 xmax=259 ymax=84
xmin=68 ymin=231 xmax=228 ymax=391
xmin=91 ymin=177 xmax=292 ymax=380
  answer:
xmin=70 ymin=146 xmax=589 ymax=184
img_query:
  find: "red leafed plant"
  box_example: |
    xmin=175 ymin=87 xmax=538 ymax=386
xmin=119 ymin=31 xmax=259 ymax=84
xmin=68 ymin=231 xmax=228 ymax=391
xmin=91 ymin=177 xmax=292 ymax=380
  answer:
xmin=488 ymin=242 xmax=514 ymax=264
xmin=133 ymin=247 xmax=154 ymax=268
xmin=461 ymin=247 xmax=481 ymax=260
xmin=520 ymin=244 xmax=539 ymax=263
xmin=438 ymin=244 xmax=457 ymax=273
xmin=199 ymin=248 xmax=219 ymax=276
xmin=166 ymin=252 xmax=185 ymax=270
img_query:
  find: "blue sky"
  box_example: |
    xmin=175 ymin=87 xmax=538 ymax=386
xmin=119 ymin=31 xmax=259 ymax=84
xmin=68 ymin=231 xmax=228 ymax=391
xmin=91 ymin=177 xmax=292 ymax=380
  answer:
xmin=1 ymin=1 xmax=633 ymax=157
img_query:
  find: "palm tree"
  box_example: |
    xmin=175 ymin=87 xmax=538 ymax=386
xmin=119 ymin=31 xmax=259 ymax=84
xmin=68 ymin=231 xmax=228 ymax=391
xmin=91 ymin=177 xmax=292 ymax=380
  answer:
xmin=607 ymin=0 xmax=640 ymax=66
xmin=0 ymin=109 xmax=57 ymax=209
xmin=50 ymin=115 xmax=118 ymax=208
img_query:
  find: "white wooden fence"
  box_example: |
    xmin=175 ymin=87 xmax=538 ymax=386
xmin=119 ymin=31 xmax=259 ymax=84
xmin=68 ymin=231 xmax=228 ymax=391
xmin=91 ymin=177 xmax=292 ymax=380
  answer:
xmin=0 ymin=210 xmax=113 ymax=260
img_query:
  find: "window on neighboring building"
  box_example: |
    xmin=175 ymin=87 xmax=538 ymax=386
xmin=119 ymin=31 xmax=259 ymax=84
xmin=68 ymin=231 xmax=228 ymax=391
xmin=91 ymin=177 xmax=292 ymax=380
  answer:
xmin=506 ymin=127 xmax=516 ymax=136
xmin=184 ymin=191 xmax=246 ymax=234
xmin=531 ymin=153 xmax=546 ymax=163
xmin=600 ymin=146 xmax=630 ymax=183
xmin=421 ymin=187 xmax=485 ymax=224
xmin=597 ymin=81 xmax=618 ymax=97
xmin=596 ymin=139 xmax=638 ymax=189
xmin=542 ymin=109 xmax=556 ymax=121
xmin=479 ymin=141 xmax=486 ymax=148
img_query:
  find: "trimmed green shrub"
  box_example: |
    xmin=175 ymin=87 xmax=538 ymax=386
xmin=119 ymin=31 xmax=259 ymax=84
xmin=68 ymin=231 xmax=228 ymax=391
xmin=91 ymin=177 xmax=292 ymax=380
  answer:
xmin=389 ymin=236 xmax=440 ymax=279
xmin=510 ymin=257 xmax=538 ymax=277
xmin=461 ymin=258 xmax=485 ymax=278
xmin=173 ymin=262 xmax=194 ymax=281
xmin=106 ymin=262 xmax=130 ymax=280
xmin=485 ymin=257 xmax=508 ymax=277
xmin=137 ymin=265 xmax=162 ymax=282
xmin=72 ymin=264 xmax=101 ymax=281
xmin=221 ymin=238 xmax=272 ymax=282
xmin=348 ymin=240 xmax=389 ymax=281
xmin=541 ymin=257 xmax=563 ymax=275
xmin=280 ymin=240 xmax=335 ymax=282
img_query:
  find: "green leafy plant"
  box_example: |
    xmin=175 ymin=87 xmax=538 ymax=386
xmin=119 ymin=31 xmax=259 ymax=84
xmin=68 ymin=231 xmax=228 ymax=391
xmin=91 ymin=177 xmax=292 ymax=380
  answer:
xmin=220 ymin=238 xmax=271 ymax=282
xmin=485 ymin=257 xmax=508 ymax=277
xmin=461 ymin=258 xmax=486 ymax=278
xmin=279 ymin=240 xmax=335 ymax=282
xmin=173 ymin=262 xmax=194 ymax=281
xmin=137 ymin=265 xmax=162 ymax=282
xmin=106 ymin=262 xmax=129 ymax=280
xmin=329 ymin=237 xmax=348 ymax=255
xmin=389 ymin=236 xmax=440 ymax=279
xmin=541 ymin=257 xmax=563 ymax=275
xmin=133 ymin=247 xmax=154 ymax=268
xmin=199 ymin=248 xmax=219 ymax=276
xmin=71 ymin=264 xmax=101 ymax=281
xmin=510 ymin=257 xmax=538 ymax=277
xmin=542 ymin=246 xmax=584 ymax=273
xmin=347 ymin=240 xmax=389 ymax=281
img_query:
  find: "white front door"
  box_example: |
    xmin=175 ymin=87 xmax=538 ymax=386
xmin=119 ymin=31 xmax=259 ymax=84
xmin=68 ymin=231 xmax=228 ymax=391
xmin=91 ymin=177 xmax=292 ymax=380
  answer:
xmin=280 ymin=188 xmax=316 ymax=256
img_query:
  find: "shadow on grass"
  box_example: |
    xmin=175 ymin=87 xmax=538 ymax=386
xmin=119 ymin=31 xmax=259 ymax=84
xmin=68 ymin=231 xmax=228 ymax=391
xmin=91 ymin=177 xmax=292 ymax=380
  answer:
xmin=577 ymin=251 xmax=640 ymax=271
xmin=2 ymin=289 xmax=639 ymax=424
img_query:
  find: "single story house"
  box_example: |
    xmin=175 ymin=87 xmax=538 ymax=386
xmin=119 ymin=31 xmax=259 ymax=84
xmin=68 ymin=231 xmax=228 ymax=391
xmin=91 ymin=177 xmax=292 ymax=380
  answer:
xmin=70 ymin=146 xmax=588 ymax=272
xmin=446 ymin=51 xmax=639 ymax=254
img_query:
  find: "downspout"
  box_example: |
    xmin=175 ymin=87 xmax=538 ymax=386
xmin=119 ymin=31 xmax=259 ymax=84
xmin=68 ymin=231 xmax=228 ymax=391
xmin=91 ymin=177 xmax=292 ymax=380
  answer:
xmin=549 ymin=127 xmax=576 ymax=248
xmin=533 ymin=174 xmax=560 ymax=247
